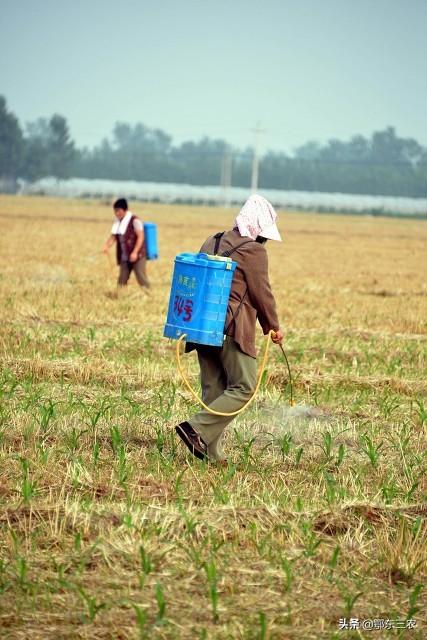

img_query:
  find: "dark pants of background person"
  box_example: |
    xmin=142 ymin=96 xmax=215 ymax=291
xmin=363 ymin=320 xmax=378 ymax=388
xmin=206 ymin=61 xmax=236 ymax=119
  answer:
xmin=118 ymin=258 xmax=150 ymax=288
xmin=188 ymin=336 xmax=257 ymax=461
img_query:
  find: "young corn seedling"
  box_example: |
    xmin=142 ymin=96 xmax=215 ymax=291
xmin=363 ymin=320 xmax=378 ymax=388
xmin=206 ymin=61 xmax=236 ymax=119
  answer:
xmin=75 ymin=540 xmax=99 ymax=574
xmin=154 ymin=382 xmax=176 ymax=421
xmin=180 ymin=539 xmax=205 ymax=569
xmin=92 ymin=441 xmax=100 ymax=467
xmin=407 ymin=584 xmax=423 ymax=621
xmin=207 ymin=528 xmax=225 ymax=555
xmin=155 ymin=582 xmax=167 ymax=626
xmin=66 ymin=427 xmax=88 ymax=454
xmin=300 ymin=521 xmax=322 ymax=558
xmin=36 ymin=442 xmax=50 ymax=465
xmin=117 ymin=444 xmax=129 ymax=486
xmin=210 ymin=478 xmax=230 ymax=505
xmin=361 ymin=434 xmax=383 ymax=468
xmin=238 ymin=436 xmax=256 ymax=467
xmin=21 ymin=376 xmax=40 ymax=410
xmin=341 ymin=586 xmax=363 ymax=618
xmin=295 ymin=495 xmax=304 ymax=512
xmin=294 ymin=446 xmax=304 ymax=466
xmin=87 ymin=326 xmax=96 ymax=341
xmin=174 ymin=468 xmax=186 ymax=502
xmin=405 ymin=480 xmax=420 ymax=501
xmin=19 ymin=457 xmax=36 ymax=504
xmin=0 ymin=558 xmax=10 ymax=595
xmin=164 ymin=427 xmax=178 ymax=457
xmin=139 ymin=545 xmax=153 ymax=589
xmin=123 ymin=394 xmax=143 ymax=418
xmin=16 ymin=556 xmax=29 ymax=591
xmin=142 ymin=330 xmax=155 ymax=355
xmin=83 ymin=398 xmax=111 ymax=430
xmin=254 ymin=532 xmax=273 ymax=559
xmin=77 ymin=585 xmax=106 ymax=623
xmin=379 ymin=394 xmax=401 ymax=419
xmin=178 ymin=504 xmax=199 ymax=536
xmin=280 ymin=556 xmax=294 ymax=592
xmin=131 ymin=603 xmax=149 ymax=639
xmin=323 ymin=471 xmax=338 ymax=505
xmin=278 ymin=432 xmax=293 ymax=460
xmin=110 ymin=424 xmax=122 ymax=455
xmin=381 ymin=479 xmax=399 ymax=504
xmin=412 ymin=398 xmax=426 ymax=425
xmin=258 ymin=611 xmax=268 ymax=640
xmin=320 ymin=431 xmax=334 ymax=463
xmin=23 ymin=423 xmax=35 ymax=446
xmin=328 ymin=545 xmax=341 ymax=582
xmin=154 ymin=425 xmax=167 ymax=453
xmin=123 ymin=513 xmax=138 ymax=531
xmin=336 ymin=443 xmax=345 ymax=467
xmin=37 ymin=398 xmax=56 ymax=433
xmin=327 ymin=427 xmax=350 ymax=467
xmin=204 ymin=559 xmax=219 ymax=623
xmin=53 ymin=561 xmax=73 ymax=591
xmin=220 ymin=460 xmax=237 ymax=481
xmin=74 ymin=531 xmax=82 ymax=552
xmin=1 ymin=370 xmax=18 ymax=399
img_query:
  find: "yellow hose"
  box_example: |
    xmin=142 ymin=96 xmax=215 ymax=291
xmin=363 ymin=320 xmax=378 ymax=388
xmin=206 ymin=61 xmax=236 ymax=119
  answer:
xmin=176 ymin=330 xmax=274 ymax=416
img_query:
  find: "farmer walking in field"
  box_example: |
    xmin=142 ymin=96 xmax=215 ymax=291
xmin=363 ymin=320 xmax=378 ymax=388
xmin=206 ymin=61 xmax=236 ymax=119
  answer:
xmin=175 ymin=194 xmax=283 ymax=464
xmin=102 ymin=198 xmax=150 ymax=289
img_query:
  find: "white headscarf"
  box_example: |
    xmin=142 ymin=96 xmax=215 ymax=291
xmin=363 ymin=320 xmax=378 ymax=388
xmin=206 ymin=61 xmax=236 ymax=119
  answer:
xmin=235 ymin=194 xmax=282 ymax=241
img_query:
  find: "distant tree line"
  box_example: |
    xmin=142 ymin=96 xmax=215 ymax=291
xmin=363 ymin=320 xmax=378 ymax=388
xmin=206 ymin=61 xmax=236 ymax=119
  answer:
xmin=1 ymin=95 xmax=427 ymax=197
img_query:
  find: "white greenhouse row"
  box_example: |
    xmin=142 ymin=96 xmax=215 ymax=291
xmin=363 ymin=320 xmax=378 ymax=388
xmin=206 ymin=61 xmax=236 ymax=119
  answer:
xmin=19 ymin=177 xmax=427 ymax=216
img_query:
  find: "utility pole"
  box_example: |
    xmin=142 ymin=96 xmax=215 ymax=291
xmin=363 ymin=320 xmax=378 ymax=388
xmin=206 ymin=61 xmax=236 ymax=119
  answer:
xmin=220 ymin=144 xmax=232 ymax=207
xmin=250 ymin=122 xmax=265 ymax=192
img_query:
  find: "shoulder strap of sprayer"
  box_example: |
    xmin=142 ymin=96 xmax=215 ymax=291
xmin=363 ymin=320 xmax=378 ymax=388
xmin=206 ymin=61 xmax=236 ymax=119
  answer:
xmin=212 ymin=231 xmax=253 ymax=258
xmin=212 ymin=232 xmax=254 ymax=334
xmin=213 ymin=232 xmax=225 ymax=255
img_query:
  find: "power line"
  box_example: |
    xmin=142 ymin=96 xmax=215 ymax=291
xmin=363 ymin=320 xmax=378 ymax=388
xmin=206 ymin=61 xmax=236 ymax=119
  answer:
xmin=250 ymin=122 xmax=265 ymax=192
xmin=220 ymin=145 xmax=232 ymax=207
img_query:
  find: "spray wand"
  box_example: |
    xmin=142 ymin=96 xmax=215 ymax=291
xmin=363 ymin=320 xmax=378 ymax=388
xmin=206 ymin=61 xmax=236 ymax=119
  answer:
xmin=276 ymin=341 xmax=295 ymax=406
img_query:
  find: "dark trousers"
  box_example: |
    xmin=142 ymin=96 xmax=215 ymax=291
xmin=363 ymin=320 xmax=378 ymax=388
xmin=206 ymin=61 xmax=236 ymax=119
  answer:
xmin=118 ymin=258 xmax=150 ymax=288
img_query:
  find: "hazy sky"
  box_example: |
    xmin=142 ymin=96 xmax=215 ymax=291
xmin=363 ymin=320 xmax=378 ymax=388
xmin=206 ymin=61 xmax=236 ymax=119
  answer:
xmin=1 ymin=0 xmax=426 ymax=154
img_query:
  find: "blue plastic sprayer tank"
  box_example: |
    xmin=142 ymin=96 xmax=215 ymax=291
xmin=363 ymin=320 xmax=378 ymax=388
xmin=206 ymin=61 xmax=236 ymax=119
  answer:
xmin=144 ymin=222 xmax=158 ymax=260
xmin=163 ymin=253 xmax=237 ymax=347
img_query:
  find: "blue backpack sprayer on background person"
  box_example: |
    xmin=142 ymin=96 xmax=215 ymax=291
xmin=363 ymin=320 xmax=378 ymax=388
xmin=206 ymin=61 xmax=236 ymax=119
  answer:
xmin=144 ymin=222 xmax=158 ymax=260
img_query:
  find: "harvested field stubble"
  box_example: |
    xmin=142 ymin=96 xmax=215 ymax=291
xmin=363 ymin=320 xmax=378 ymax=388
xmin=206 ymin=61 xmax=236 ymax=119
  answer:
xmin=0 ymin=195 xmax=426 ymax=639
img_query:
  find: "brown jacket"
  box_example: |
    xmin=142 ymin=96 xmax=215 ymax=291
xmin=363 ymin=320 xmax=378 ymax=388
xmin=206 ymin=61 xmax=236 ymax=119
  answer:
xmin=194 ymin=229 xmax=279 ymax=358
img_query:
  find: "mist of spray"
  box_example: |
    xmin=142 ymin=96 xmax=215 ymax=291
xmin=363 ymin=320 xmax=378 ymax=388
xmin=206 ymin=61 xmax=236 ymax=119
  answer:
xmin=233 ymin=402 xmax=332 ymax=445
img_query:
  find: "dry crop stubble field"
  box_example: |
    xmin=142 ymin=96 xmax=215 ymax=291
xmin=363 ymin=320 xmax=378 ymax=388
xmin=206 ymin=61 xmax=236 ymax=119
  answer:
xmin=0 ymin=195 xmax=426 ymax=639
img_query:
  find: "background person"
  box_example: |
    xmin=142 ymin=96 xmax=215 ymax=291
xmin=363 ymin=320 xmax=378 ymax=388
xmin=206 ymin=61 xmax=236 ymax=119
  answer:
xmin=175 ymin=194 xmax=284 ymax=465
xmin=102 ymin=198 xmax=150 ymax=289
